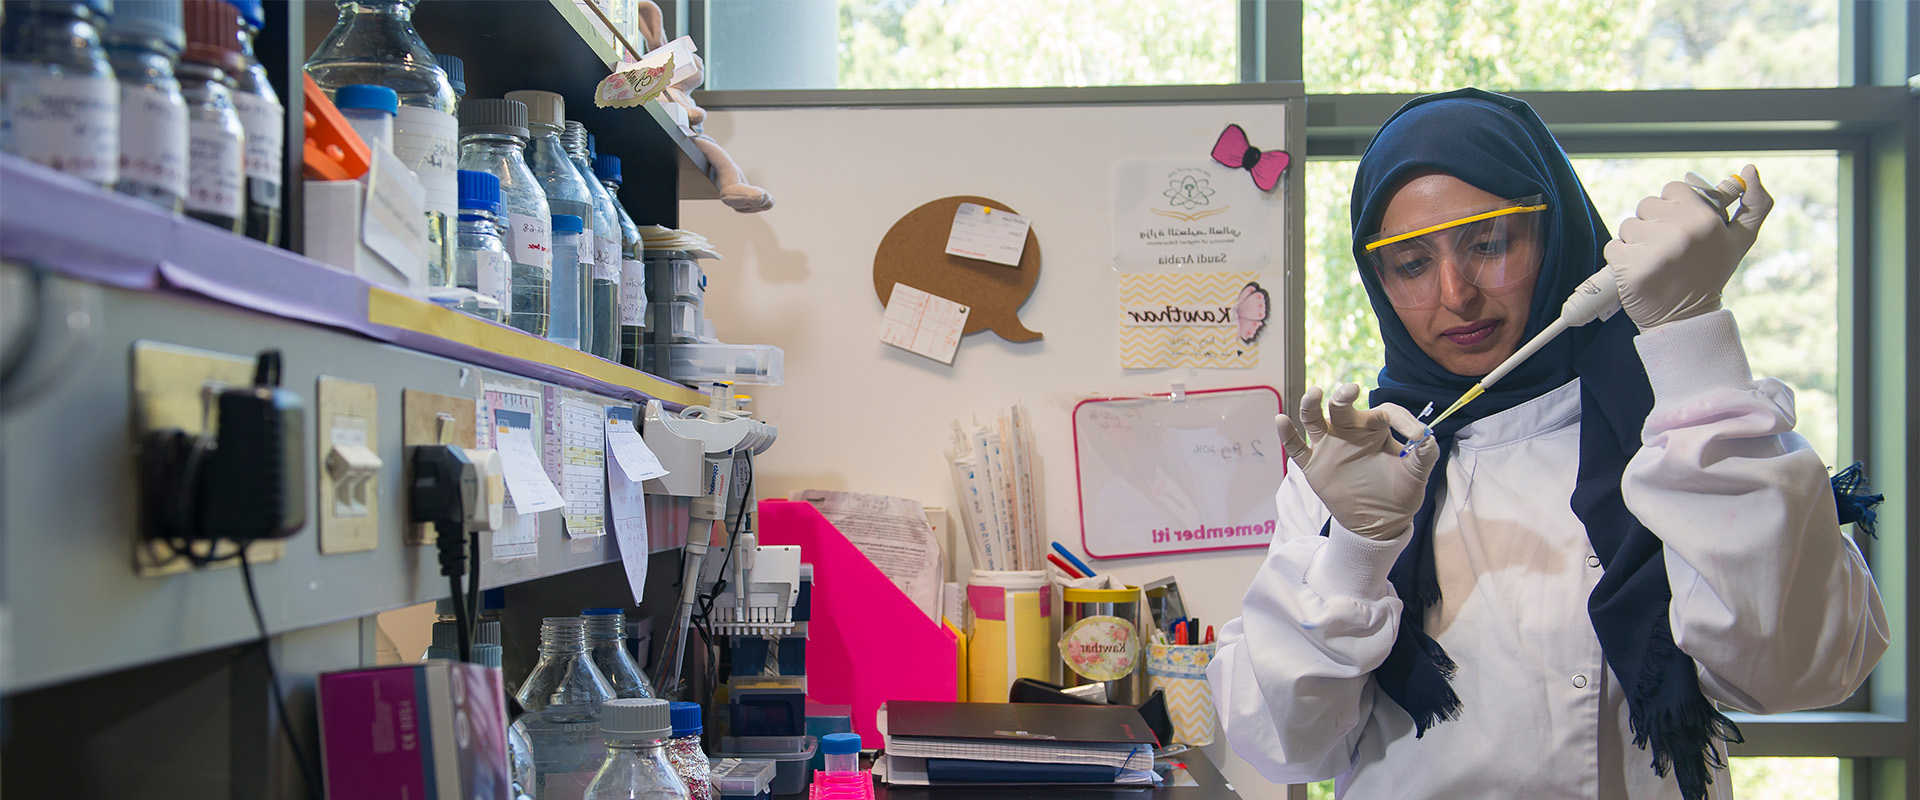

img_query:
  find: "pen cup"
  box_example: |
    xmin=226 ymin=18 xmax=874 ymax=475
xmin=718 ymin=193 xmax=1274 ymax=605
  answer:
xmin=966 ymin=570 xmax=1052 ymax=702
xmin=1145 ymin=641 xmax=1217 ymax=746
xmin=1059 ymin=586 xmax=1142 ymax=705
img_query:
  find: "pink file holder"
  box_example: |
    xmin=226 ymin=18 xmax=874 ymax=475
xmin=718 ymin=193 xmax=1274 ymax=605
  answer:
xmin=809 ymin=771 xmax=876 ymax=800
xmin=759 ymin=500 xmax=960 ymax=748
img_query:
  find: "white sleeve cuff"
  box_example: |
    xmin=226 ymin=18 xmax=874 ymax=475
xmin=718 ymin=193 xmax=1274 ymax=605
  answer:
xmin=1305 ymin=522 xmax=1411 ymax=601
xmin=1634 ymin=309 xmax=1754 ymax=406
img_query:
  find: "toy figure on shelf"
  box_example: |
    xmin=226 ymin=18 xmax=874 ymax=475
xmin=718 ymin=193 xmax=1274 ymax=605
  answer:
xmin=634 ymin=0 xmax=775 ymax=213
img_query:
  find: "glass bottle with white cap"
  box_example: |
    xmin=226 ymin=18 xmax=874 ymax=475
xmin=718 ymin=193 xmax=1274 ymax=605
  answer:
xmin=583 ymin=698 xmax=691 ymax=800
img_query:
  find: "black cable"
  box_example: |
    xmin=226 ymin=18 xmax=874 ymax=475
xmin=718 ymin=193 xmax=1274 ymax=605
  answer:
xmin=435 ymin=521 xmax=472 ymax=663
xmin=466 ymin=533 xmax=482 ymax=647
xmin=239 ymin=549 xmax=323 ymax=799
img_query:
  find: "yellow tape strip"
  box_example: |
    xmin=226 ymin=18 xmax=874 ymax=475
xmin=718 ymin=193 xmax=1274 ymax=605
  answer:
xmin=366 ymin=287 xmax=701 ymax=407
xmin=1365 ymin=203 xmax=1549 ymax=252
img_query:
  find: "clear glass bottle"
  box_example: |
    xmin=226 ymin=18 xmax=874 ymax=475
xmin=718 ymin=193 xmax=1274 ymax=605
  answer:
xmin=455 ymin=169 xmax=508 ymax=321
xmin=432 ymin=51 xmax=462 ymax=98
xmin=583 ymin=698 xmax=691 ymax=800
xmin=508 ymin=718 xmax=537 ymax=800
xmin=506 ymin=89 xmax=596 ymax=342
xmin=106 ymin=0 xmax=188 ymax=212
xmin=306 ymin=0 xmax=458 ymax=287
xmin=514 ymin=617 xmax=618 ymax=800
xmin=594 ymin=153 xmax=648 ymax=370
xmin=582 ymin=608 xmax=657 ymax=699
xmin=665 ymin=701 xmax=713 ymax=800
xmin=227 ymin=0 xmax=282 ymax=246
xmin=565 ymin=122 xmax=621 ymax=360
xmin=333 ymin=82 xmax=394 ymax=153
xmin=458 ymin=97 xmax=550 ymax=337
xmin=1 ymin=0 xmax=119 ymax=187
xmin=179 ymin=0 xmax=246 ymax=233
xmin=548 ymin=214 xmax=586 ymax=349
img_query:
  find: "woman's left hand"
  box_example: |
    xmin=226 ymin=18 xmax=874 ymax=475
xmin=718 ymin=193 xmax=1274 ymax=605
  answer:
xmin=1604 ymin=164 xmax=1773 ymax=332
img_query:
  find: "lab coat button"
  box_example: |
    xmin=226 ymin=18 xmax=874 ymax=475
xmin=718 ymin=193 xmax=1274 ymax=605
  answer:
xmin=1572 ymin=674 xmax=1589 ymax=688
xmin=1586 ymin=555 xmax=1601 ymax=568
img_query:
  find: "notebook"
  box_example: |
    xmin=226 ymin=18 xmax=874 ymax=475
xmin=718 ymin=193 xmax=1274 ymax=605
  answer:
xmin=876 ymin=701 xmax=1161 ymax=785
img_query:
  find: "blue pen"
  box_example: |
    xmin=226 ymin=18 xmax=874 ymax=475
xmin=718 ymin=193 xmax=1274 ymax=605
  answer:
xmin=1050 ymin=541 xmax=1097 ymax=578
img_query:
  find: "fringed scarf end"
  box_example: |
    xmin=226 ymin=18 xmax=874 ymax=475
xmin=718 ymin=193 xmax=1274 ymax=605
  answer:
xmin=1832 ymin=461 xmax=1885 ymax=538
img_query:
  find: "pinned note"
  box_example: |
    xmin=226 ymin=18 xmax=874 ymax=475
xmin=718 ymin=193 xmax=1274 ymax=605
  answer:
xmin=494 ymin=411 xmax=564 ymax=514
xmin=606 ymin=415 xmax=668 ymax=481
xmin=607 ymin=408 xmax=651 ymax=604
xmin=945 ymin=202 xmax=1031 ymax=267
xmin=879 ymin=283 xmax=970 ymax=365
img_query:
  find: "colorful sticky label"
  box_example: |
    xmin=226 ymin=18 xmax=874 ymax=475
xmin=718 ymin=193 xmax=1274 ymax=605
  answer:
xmin=1060 ymin=615 xmax=1138 ymax=682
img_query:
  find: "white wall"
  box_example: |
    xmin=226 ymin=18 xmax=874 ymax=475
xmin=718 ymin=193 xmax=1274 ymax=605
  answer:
xmin=680 ymin=102 xmax=1297 ymax=799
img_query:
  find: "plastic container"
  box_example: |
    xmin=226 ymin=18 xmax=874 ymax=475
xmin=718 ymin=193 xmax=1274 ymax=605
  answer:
xmin=666 ymin=343 xmax=786 ymax=385
xmin=966 ymin=570 xmax=1052 ymax=702
xmin=549 ymin=214 xmax=587 ymax=349
xmin=334 ymin=83 xmax=396 ymax=153
xmin=653 ymin=257 xmax=703 ymax=302
xmin=666 ymin=701 xmax=713 ymax=800
xmin=709 ymin=758 xmax=775 ymax=800
xmin=820 ymin=732 xmax=860 ymax=776
xmin=1059 ymin=586 xmax=1143 ymax=705
xmin=647 ymin=301 xmax=702 ymax=344
xmin=713 ymin=736 xmax=817 ymax=796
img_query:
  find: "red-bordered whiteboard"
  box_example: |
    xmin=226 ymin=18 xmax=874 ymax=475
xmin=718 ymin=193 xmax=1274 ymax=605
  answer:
xmin=1072 ymin=386 xmax=1286 ymax=559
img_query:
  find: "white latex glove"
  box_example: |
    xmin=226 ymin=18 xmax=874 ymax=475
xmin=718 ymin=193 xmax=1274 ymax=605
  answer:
xmin=1276 ymin=384 xmax=1440 ymax=542
xmin=1604 ymin=164 xmax=1773 ymax=331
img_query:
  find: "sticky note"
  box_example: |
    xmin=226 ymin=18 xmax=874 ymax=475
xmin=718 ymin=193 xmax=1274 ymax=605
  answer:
xmin=945 ymin=202 xmax=1030 ymax=267
xmin=496 ymin=425 xmax=565 ymax=514
xmin=605 ymin=417 xmax=668 ymax=481
xmin=879 ymin=283 xmax=970 ymax=365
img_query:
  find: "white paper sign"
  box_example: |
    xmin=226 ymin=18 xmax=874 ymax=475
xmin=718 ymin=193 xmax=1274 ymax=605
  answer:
xmin=560 ymin=399 xmax=607 ymax=538
xmin=609 ymin=446 xmax=650 ymax=605
xmin=878 ymin=283 xmax=970 ymax=365
xmin=1070 ymin=387 xmax=1287 ymax=559
xmin=362 ymin=147 xmax=427 ymax=285
xmin=1112 ymin=158 xmax=1275 ymax=272
xmin=944 ymin=202 xmax=1031 ymax=266
xmin=606 ymin=418 xmax=669 ymax=481
xmin=496 ymin=424 xmax=565 ymax=514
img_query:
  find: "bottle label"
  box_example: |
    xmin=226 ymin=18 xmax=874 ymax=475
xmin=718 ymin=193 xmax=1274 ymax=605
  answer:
xmin=231 ymin=91 xmax=284 ymax=206
xmin=508 ymin=212 xmax=553 ymax=270
xmin=393 ymin=107 xmax=458 ymax=219
xmin=477 ymin=249 xmax=508 ymax=307
xmin=118 ymin=85 xmax=187 ymax=200
xmin=577 ymin=229 xmax=594 ymax=269
xmin=620 ymin=259 xmax=646 ymax=324
xmin=186 ymin=118 xmax=244 ymax=217
xmin=3 ymin=73 xmax=118 ymax=184
xmin=595 ymin=236 xmax=619 ymax=281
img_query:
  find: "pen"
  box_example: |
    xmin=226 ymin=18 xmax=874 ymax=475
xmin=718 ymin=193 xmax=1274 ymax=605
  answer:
xmin=1203 ymin=625 xmax=1215 ymax=645
xmin=1175 ymin=621 xmax=1187 ymax=646
xmin=1189 ymin=617 xmax=1200 ymax=640
xmin=1047 ymin=552 xmax=1084 ymax=579
xmin=1050 ymin=542 xmax=1097 ymax=578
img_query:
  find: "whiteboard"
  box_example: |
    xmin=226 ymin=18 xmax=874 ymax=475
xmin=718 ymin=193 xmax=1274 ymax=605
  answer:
xmin=1071 ymin=386 xmax=1287 ymax=559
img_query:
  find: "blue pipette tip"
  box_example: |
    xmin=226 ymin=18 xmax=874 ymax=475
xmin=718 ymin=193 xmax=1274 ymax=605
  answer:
xmin=1398 ymin=427 xmax=1433 ymax=458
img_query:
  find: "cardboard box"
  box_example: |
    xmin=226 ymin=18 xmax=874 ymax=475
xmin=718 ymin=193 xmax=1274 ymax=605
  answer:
xmin=318 ymin=660 xmax=512 ymax=799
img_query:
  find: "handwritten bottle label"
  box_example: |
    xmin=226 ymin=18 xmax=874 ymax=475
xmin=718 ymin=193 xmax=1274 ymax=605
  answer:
xmin=393 ymin=106 xmax=457 ymax=218
xmin=508 ymin=212 xmax=553 ymax=270
xmin=231 ymin=91 xmax=284 ymax=206
xmin=594 ymin=235 xmax=619 ymax=281
xmin=3 ymin=74 xmax=118 ymax=184
xmin=118 ymin=84 xmax=187 ymax=200
xmin=477 ymin=249 xmax=509 ymax=305
xmin=619 ymin=259 xmax=646 ymax=324
xmin=186 ymin=118 xmax=244 ymax=217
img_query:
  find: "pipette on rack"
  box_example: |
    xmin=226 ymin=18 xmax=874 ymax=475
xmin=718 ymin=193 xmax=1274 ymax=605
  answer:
xmin=1399 ymin=172 xmax=1747 ymax=457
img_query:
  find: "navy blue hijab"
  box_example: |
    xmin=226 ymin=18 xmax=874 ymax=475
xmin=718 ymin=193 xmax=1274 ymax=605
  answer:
xmin=1350 ymin=89 xmax=1739 ymax=799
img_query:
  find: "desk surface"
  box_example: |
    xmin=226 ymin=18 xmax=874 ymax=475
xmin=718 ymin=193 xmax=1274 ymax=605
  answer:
xmin=867 ymin=749 xmax=1242 ymax=800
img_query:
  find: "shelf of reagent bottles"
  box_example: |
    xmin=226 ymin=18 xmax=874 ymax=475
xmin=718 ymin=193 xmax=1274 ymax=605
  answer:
xmin=0 ymin=155 xmax=702 ymax=409
xmin=303 ymin=0 xmax=721 ymax=228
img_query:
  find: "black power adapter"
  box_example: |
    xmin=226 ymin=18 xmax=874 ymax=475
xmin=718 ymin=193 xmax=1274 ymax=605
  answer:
xmin=139 ymin=350 xmax=306 ymax=551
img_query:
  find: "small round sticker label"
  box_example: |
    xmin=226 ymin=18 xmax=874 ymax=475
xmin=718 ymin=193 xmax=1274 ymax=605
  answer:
xmin=1060 ymin=615 xmax=1137 ymax=681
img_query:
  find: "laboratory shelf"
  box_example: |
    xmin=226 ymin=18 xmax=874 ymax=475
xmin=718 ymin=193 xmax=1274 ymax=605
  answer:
xmin=0 ymin=155 xmax=696 ymax=694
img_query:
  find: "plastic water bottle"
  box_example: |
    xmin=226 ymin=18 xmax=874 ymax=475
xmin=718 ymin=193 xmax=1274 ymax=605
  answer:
xmin=665 ymin=701 xmax=714 ymax=800
xmin=456 ymin=169 xmax=508 ymax=321
xmin=105 ymin=0 xmax=188 ymax=212
xmin=562 ymin=121 xmax=621 ymax=360
xmin=333 ymin=83 xmax=395 ymax=153
xmin=583 ymin=698 xmax=691 ymax=800
xmin=822 ymin=732 xmax=861 ymax=775
xmin=583 ymin=608 xmax=657 ymax=699
xmin=458 ymin=97 xmax=551 ymax=338
xmin=306 ymin=0 xmax=459 ymax=288
xmin=514 ymin=617 xmax=617 ymax=800
xmin=1 ymin=0 xmax=119 ymax=187
xmin=548 ymin=215 xmax=587 ymax=349
xmin=227 ymin=0 xmax=282 ymax=246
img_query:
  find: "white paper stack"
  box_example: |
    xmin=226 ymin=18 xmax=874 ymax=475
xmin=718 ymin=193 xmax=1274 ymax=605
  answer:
xmin=637 ymin=224 xmax=722 ymax=260
xmin=945 ymin=405 xmax=1042 ymax=571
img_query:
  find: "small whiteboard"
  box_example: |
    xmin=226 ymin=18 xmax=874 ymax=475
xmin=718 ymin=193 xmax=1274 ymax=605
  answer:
xmin=1071 ymin=386 xmax=1286 ymax=559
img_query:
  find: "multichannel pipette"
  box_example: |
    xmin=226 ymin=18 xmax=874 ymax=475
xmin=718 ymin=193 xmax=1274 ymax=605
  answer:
xmin=1398 ymin=172 xmax=1747 ymax=457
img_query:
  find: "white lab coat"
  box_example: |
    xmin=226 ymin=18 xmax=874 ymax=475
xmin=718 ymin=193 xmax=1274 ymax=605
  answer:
xmin=1208 ymin=311 xmax=1888 ymax=799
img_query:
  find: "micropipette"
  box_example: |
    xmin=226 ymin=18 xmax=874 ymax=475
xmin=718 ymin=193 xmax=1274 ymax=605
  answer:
xmin=1398 ymin=172 xmax=1747 ymax=457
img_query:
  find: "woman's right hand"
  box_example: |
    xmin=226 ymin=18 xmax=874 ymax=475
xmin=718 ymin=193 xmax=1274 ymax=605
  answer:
xmin=1276 ymin=384 xmax=1440 ymax=541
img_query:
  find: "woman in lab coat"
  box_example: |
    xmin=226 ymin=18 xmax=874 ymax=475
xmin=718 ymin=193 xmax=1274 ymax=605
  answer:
xmin=1206 ymin=88 xmax=1888 ymax=800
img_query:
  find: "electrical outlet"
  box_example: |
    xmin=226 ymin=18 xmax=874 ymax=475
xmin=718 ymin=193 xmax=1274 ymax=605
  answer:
xmin=130 ymin=341 xmax=285 ymax=576
xmin=402 ymin=389 xmax=476 ymax=545
xmin=318 ymin=376 xmax=381 ymax=554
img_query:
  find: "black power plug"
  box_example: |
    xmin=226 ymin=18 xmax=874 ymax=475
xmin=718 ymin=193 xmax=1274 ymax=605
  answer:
xmin=199 ymin=352 xmax=306 ymax=542
xmin=410 ymin=444 xmax=478 ymax=661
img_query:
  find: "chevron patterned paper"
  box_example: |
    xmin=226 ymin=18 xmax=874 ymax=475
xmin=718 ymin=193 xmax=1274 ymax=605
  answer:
xmin=1146 ymin=641 xmax=1218 ymax=747
xmin=1117 ymin=271 xmax=1262 ymax=369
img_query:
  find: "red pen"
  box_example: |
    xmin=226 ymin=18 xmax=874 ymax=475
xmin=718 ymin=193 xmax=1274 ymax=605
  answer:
xmin=1175 ymin=621 xmax=1187 ymax=645
xmin=1047 ymin=553 xmax=1084 ymax=579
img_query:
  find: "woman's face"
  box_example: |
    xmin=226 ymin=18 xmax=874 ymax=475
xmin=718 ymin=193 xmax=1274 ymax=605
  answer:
xmin=1377 ymin=174 xmax=1542 ymax=377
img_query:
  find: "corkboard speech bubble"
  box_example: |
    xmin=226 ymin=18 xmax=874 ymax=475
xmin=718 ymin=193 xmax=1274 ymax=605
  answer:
xmin=873 ymin=195 xmax=1043 ymax=342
